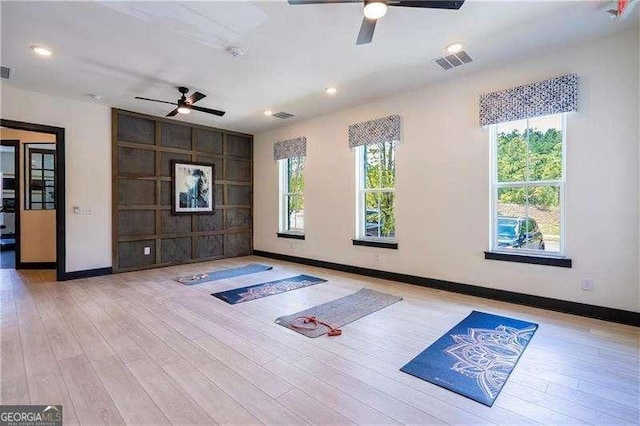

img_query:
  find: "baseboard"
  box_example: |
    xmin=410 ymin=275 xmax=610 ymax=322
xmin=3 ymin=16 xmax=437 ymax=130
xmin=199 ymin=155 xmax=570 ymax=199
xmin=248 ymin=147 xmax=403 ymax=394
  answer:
xmin=62 ymin=267 xmax=113 ymax=281
xmin=17 ymin=262 xmax=56 ymax=270
xmin=253 ymin=250 xmax=640 ymax=327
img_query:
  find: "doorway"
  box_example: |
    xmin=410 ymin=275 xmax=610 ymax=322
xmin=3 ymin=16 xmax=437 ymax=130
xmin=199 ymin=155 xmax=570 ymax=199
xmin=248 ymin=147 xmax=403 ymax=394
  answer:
xmin=0 ymin=140 xmax=18 ymax=268
xmin=0 ymin=120 xmax=66 ymax=280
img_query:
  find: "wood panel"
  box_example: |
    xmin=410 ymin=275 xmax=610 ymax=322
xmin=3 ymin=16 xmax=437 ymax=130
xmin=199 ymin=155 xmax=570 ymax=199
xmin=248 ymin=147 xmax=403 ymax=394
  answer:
xmin=112 ymin=109 xmax=253 ymax=272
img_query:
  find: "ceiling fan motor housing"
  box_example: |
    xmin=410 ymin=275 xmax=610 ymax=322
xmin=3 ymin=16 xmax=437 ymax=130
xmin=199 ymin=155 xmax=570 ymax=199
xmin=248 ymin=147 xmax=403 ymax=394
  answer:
xmin=178 ymin=86 xmax=189 ymax=102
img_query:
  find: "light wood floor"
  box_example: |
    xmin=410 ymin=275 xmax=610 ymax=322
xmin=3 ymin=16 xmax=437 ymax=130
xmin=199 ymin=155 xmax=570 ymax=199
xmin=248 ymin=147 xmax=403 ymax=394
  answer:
xmin=1 ymin=256 xmax=638 ymax=425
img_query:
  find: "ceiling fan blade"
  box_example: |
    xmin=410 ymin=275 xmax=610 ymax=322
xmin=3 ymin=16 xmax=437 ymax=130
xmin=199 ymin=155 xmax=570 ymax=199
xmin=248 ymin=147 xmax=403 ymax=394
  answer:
xmin=191 ymin=105 xmax=226 ymax=117
xmin=186 ymin=91 xmax=206 ymax=105
xmin=356 ymin=17 xmax=376 ymax=45
xmin=389 ymin=0 xmax=465 ymax=9
xmin=166 ymin=109 xmax=179 ymax=117
xmin=288 ymin=0 xmax=361 ymax=4
xmin=135 ymin=96 xmax=177 ymax=106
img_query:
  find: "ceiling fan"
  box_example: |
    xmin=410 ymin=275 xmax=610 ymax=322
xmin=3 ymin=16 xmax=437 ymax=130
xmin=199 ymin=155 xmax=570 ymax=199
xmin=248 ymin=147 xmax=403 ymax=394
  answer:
xmin=135 ymin=86 xmax=225 ymax=117
xmin=288 ymin=0 xmax=465 ymax=45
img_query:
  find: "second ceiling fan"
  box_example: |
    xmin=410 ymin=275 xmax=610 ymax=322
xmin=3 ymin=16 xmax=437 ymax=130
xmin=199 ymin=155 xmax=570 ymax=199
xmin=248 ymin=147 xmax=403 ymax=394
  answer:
xmin=288 ymin=0 xmax=465 ymax=45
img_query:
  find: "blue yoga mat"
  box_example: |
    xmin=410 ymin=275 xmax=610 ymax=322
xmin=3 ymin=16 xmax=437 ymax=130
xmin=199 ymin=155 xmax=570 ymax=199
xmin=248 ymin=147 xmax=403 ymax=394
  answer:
xmin=174 ymin=263 xmax=272 ymax=285
xmin=400 ymin=310 xmax=538 ymax=406
xmin=212 ymin=274 xmax=327 ymax=304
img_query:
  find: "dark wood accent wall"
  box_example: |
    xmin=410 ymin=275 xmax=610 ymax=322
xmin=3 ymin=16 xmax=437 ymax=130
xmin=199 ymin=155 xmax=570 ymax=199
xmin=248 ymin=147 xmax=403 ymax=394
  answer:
xmin=112 ymin=109 xmax=253 ymax=273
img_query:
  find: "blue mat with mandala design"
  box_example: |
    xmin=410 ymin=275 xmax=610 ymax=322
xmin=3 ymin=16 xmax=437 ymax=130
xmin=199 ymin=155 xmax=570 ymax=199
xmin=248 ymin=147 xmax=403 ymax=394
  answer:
xmin=400 ymin=311 xmax=537 ymax=406
xmin=211 ymin=274 xmax=327 ymax=304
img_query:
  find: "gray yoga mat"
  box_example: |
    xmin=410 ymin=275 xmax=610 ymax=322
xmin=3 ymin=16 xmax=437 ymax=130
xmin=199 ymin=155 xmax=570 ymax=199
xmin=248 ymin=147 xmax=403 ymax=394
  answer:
xmin=174 ymin=263 xmax=272 ymax=285
xmin=275 ymin=288 xmax=402 ymax=338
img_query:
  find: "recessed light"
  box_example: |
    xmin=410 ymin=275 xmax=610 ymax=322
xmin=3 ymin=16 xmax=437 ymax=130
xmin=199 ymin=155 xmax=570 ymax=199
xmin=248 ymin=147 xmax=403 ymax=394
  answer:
xmin=263 ymin=110 xmax=273 ymax=116
xmin=445 ymin=42 xmax=465 ymax=54
xmin=324 ymin=86 xmax=338 ymax=95
xmin=31 ymin=45 xmax=52 ymax=57
xmin=364 ymin=1 xmax=387 ymax=20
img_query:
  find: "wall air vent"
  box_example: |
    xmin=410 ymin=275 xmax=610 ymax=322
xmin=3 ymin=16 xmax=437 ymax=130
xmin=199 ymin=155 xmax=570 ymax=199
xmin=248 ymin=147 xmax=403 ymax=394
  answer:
xmin=435 ymin=51 xmax=473 ymax=70
xmin=273 ymin=111 xmax=294 ymax=119
xmin=1 ymin=66 xmax=10 ymax=79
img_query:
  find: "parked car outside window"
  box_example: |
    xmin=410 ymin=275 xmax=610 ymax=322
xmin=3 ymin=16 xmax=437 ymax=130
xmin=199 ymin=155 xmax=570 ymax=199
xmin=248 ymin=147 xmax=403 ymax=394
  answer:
xmin=365 ymin=208 xmax=381 ymax=237
xmin=497 ymin=216 xmax=545 ymax=250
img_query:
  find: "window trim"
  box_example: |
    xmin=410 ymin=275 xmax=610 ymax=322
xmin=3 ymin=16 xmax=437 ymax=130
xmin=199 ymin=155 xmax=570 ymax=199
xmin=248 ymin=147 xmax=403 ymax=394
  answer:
xmin=355 ymin=142 xmax=396 ymax=243
xmin=489 ymin=113 xmax=567 ymax=258
xmin=278 ymin=156 xmax=304 ymax=235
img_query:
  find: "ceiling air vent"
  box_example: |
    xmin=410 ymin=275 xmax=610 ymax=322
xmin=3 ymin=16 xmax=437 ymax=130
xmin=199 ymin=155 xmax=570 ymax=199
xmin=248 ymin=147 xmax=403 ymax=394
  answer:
xmin=273 ymin=111 xmax=294 ymax=119
xmin=435 ymin=51 xmax=473 ymax=70
xmin=1 ymin=66 xmax=10 ymax=79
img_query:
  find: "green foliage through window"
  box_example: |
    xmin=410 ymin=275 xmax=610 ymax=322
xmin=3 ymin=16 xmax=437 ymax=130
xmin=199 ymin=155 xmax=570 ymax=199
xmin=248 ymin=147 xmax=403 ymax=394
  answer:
xmin=497 ymin=125 xmax=562 ymax=209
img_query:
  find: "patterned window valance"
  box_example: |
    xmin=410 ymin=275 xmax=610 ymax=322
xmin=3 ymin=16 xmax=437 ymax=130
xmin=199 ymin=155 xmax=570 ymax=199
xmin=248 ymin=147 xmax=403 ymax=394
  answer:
xmin=273 ymin=137 xmax=307 ymax=160
xmin=348 ymin=114 xmax=401 ymax=148
xmin=479 ymin=74 xmax=578 ymax=126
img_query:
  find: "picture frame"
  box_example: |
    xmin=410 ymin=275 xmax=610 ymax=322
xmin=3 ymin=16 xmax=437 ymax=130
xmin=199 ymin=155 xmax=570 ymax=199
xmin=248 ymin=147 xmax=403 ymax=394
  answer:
xmin=171 ymin=160 xmax=215 ymax=215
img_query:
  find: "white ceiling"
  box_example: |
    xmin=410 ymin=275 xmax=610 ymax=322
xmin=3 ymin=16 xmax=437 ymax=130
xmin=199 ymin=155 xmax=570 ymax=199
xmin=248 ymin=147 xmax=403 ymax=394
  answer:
xmin=1 ymin=1 xmax=637 ymax=134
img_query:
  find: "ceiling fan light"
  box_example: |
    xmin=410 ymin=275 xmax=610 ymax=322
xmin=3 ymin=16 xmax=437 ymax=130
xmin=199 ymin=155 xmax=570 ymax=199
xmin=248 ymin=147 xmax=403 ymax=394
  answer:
xmin=177 ymin=106 xmax=191 ymax=114
xmin=364 ymin=1 xmax=387 ymax=20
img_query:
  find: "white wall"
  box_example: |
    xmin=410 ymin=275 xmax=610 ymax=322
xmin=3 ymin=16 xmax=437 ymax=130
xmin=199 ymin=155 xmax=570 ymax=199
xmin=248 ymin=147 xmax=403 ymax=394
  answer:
xmin=254 ymin=29 xmax=640 ymax=312
xmin=0 ymin=85 xmax=112 ymax=272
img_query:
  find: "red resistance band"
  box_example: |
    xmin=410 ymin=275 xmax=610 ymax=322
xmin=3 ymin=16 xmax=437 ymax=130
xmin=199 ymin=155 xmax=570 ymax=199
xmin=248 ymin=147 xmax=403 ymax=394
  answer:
xmin=291 ymin=316 xmax=342 ymax=336
xmin=619 ymin=0 xmax=629 ymax=15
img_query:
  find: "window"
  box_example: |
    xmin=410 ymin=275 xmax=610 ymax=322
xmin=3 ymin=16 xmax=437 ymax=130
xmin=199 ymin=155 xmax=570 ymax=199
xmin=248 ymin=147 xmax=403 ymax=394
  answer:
xmin=356 ymin=141 xmax=396 ymax=240
xmin=279 ymin=156 xmax=305 ymax=234
xmin=27 ymin=148 xmax=56 ymax=210
xmin=490 ymin=113 xmax=565 ymax=255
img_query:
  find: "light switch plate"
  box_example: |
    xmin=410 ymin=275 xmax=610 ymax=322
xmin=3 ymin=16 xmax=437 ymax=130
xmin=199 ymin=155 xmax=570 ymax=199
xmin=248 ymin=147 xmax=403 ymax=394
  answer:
xmin=73 ymin=206 xmax=93 ymax=215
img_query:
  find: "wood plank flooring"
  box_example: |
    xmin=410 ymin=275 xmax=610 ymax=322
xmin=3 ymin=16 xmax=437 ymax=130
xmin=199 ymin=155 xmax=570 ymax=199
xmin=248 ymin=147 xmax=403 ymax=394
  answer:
xmin=1 ymin=256 xmax=638 ymax=425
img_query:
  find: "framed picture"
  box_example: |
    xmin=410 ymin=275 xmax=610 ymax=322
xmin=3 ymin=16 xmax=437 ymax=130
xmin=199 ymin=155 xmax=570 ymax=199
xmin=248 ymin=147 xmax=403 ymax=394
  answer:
xmin=171 ymin=160 xmax=215 ymax=215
